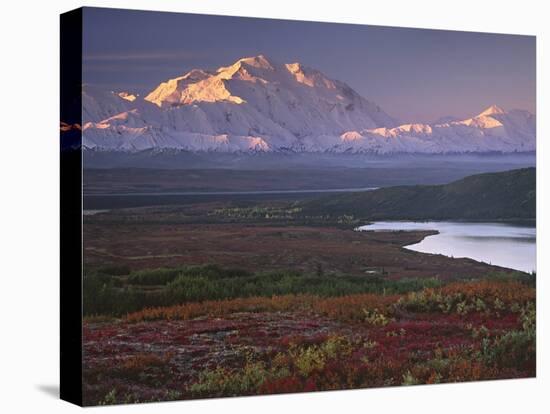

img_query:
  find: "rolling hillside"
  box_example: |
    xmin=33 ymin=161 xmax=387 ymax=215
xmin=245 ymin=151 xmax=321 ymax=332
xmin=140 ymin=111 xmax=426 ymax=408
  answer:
xmin=301 ymin=168 xmax=535 ymax=220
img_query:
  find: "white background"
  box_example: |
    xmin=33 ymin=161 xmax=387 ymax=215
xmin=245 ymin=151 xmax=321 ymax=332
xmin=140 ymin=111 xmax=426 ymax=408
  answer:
xmin=0 ymin=0 xmax=548 ymax=412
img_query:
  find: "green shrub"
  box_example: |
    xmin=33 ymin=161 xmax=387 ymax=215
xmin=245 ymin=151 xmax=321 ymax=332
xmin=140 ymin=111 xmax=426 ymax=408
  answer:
xmin=84 ymin=264 xmax=443 ymax=316
xmin=95 ymin=264 xmax=131 ymax=276
xmin=189 ymin=363 xmax=273 ymax=397
xmin=479 ymin=303 xmax=535 ymax=369
xmin=402 ymin=371 xmax=420 ymax=386
xmin=127 ymin=268 xmax=182 ymax=285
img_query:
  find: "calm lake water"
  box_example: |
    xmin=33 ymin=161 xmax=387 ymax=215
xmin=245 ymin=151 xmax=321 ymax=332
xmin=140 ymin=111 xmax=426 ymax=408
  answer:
xmin=358 ymin=221 xmax=536 ymax=273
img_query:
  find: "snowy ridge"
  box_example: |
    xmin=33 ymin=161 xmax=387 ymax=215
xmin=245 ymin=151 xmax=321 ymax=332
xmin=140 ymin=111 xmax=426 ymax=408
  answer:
xmin=81 ymin=55 xmax=535 ymax=154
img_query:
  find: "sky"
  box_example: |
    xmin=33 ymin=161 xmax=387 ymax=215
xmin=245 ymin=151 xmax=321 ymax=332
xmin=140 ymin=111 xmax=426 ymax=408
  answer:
xmin=82 ymin=7 xmax=535 ymax=123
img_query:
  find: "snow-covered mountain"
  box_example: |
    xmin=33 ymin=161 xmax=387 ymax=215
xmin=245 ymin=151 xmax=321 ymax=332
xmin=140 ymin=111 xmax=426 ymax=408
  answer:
xmin=80 ymin=55 xmax=535 ymax=154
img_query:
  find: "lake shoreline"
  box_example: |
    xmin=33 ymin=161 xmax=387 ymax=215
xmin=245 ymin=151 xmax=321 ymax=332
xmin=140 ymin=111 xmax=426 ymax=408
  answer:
xmin=357 ymin=221 xmax=536 ymax=274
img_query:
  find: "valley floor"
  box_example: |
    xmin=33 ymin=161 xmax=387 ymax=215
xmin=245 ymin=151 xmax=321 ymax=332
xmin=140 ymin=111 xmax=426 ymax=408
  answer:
xmin=84 ymin=217 xmax=514 ymax=281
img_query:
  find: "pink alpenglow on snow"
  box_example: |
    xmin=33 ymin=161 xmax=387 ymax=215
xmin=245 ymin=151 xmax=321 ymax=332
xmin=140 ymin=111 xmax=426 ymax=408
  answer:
xmin=81 ymin=56 xmax=535 ymax=154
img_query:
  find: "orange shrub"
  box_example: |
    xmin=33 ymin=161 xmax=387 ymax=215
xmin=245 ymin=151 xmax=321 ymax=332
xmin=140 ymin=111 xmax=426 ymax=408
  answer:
xmin=311 ymin=294 xmax=397 ymax=321
xmin=439 ymin=280 xmax=533 ymax=302
xmin=117 ymin=352 xmax=173 ymax=379
xmin=125 ymin=280 xmax=534 ymax=323
xmin=125 ymin=293 xmax=397 ymax=323
xmin=126 ymin=295 xmax=317 ymax=323
xmin=399 ymin=280 xmax=534 ymax=314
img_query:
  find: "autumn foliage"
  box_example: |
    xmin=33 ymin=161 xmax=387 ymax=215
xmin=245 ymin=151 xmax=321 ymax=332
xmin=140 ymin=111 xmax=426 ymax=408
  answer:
xmin=83 ymin=279 xmax=535 ymax=405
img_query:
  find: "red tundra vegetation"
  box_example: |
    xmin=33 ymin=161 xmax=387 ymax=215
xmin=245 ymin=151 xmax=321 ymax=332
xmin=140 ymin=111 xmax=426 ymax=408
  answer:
xmin=83 ymin=279 xmax=535 ymax=405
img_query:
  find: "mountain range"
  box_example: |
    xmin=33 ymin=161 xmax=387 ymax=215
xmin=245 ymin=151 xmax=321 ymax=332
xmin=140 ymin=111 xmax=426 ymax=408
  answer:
xmin=78 ymin=55 xmax=535 ymax=155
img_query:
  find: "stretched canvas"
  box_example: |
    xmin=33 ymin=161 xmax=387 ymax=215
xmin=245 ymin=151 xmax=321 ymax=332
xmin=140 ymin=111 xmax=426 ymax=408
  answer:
xmin=60 ymin=7 xmax=536 ymax=406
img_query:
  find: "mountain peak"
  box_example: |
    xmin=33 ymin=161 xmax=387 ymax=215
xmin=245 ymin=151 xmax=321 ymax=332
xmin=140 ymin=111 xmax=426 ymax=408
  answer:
xmin=117 ymin=91 xmax=137 ymax=102
xmin=218 ymin=54 xmax=275 ymax=74
xmin=182 ymin=68 xmax=211 ymax=80
xmin=285 ymin=62 xmax=303 ymax=73
xmin=240 ymin=54 xmax=273 ymax=67
xmin=478 ymin=105 xmax=506 ymax=117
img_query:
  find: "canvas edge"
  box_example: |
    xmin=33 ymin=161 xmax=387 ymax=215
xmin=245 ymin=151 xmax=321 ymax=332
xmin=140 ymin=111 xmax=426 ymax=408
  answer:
xmin=60 ymin=7 xmax=83 ymax=407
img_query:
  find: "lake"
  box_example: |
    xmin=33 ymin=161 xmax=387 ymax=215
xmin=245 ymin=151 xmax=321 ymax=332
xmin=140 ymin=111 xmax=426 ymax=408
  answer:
xmin=357 ymin=221 xmax=536 ymax=273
